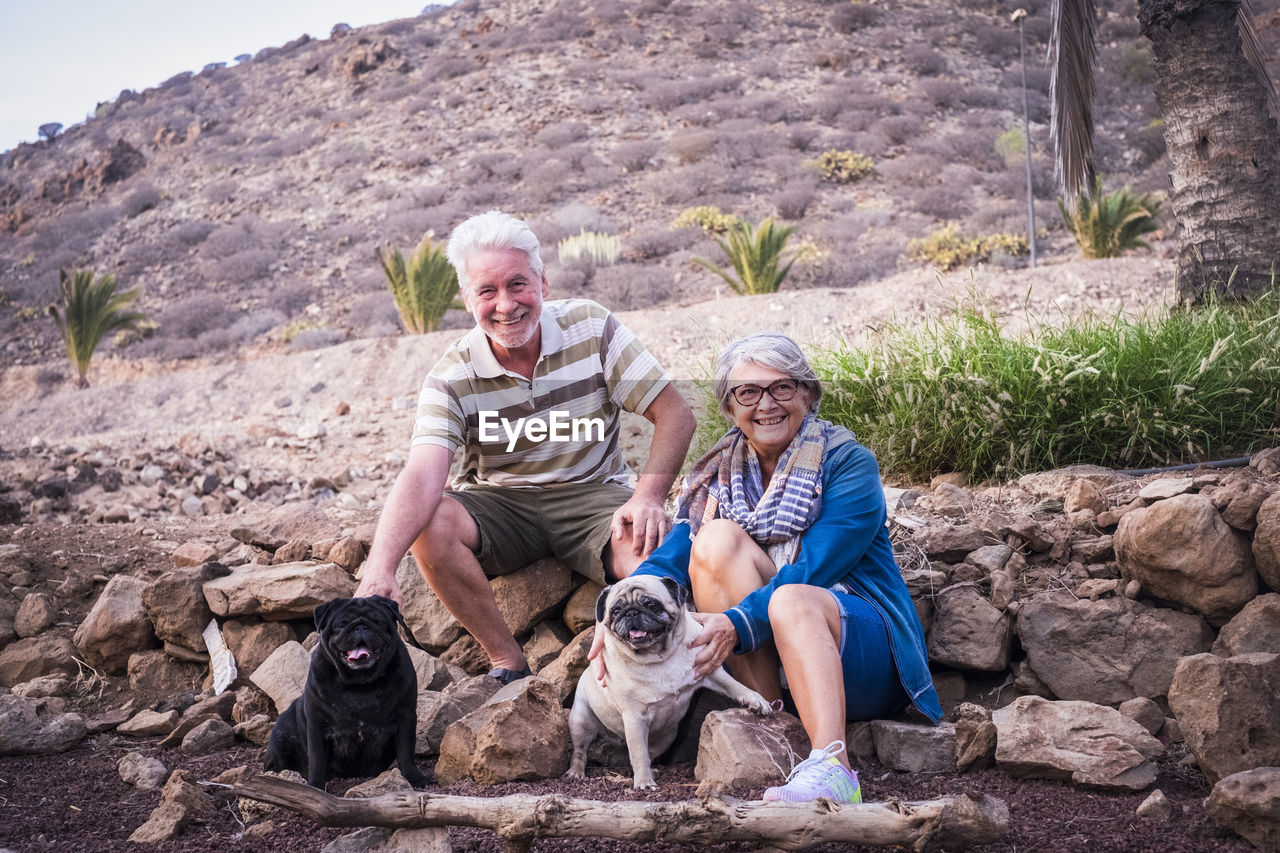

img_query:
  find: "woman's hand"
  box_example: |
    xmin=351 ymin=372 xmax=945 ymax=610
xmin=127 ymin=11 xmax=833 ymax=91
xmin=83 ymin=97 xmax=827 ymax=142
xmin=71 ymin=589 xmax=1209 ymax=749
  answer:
xmin=587 ymin=625 xmax=608 ymax=687
xmin=689 ymin=611 xmax=739 ymax=679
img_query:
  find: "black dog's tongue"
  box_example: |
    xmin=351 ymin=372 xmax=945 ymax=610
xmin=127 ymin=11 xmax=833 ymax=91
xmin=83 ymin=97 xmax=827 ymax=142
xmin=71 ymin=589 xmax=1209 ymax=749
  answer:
xmin=347 ymin=646 xmax=371 ymax=663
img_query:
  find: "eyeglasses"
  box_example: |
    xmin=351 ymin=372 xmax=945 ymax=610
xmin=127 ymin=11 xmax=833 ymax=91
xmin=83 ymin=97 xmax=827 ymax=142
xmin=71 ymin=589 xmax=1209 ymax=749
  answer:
xmin=729 ymin=379 xmax=800 ymax=407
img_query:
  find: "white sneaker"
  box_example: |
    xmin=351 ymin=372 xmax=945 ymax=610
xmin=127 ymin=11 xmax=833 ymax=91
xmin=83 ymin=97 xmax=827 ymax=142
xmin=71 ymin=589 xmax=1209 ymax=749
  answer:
xmin=763 ymin=740 xmax=862 ymax=804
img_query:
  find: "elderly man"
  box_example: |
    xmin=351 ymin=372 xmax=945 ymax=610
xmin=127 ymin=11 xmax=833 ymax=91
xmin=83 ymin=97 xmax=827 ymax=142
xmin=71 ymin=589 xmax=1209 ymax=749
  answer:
xmin=356 ymin=210 xmax=695 ymax=684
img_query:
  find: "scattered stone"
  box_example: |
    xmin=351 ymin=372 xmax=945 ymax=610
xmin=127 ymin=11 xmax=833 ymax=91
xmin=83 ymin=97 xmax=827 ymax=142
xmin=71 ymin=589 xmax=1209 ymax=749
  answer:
xmin=143 ymin=562 xmax=228 ymax=655
xmin=9 ymin=673 xmax=70 ymax=699
xmin=416 ymin=675 xmax=503 ymax=756
xmin=203 ymin=562 xmax=356 ymax=620
xmin=172 ymin=542 xmax=217 ymax=567
xmin=272 ymin=538 xmax=311 ymax=564
xmin=73 ymin=574 xmax=158 ymax=674
xmin=1118 ymin=697 xmax=1166 ymax=736
xmin=562 ymin=581 xmax=603 ymax=635
xmin=327 ymin=536 xmax=366 ymax=570
xmin=1065 ymin=479 xmax=1107 ymax=515
xmin=128 ymin=650 xmax=204 ymax=694
xmin=181 ymin=718 xmax=235 ymax=755
xmin=964 ymin=544 xmax=1012 ymax=574
xmin=992 ymin=695 xmax=1164 ymax=790
xmin=927 ymin=584 xmax=1011 ymax=672
xmin=871 ymin=719 xmax=957 ymax=773
xmin=695 ymin=709 xmax=808 ymax=792
xmin=15 ymin=593 xmax=56 ymax=637
xmin=0 ymin=694 xmax=87 ymax=755
xmin=1138 ymin=477 xmax=1195 ymax=500
xmin=1212 ymin=593 xmax=1280 ymax=657
xmin=118 ymin=709 xmax=181 ymax=737
xmin=1204 ymin=767 xmax=1280 ymax=851
xmin=435 ymin=677 xmax=569 ymax=784
xmin=1167 ymin=652 xmax=1280 ymax=783
xmin=913 ymin=523 xmax=989 ymax=563
xmin=1114 ymin=494 xmax=1258 ymax=623
xmin=397 ymin=555 xmax=462 ymax=653
xmin=490 ymin=559 xmax=576 ymax=637
xmin=523 ymin=620 xmax=571 ymax=673
xmin=234 ymin=714 xmax=273 ymax=745
xmin=222 ymin=618 xmax=294 ymax=676
xmin=129 ymin=770 xmax=216 ymax=844
xmin=954 ymin=703 xmax=997 ymax=771
xmin=118 ymin=752 xmax=168 ymax=789
xmin=1136 ymin=788 xmax=1172 ymax=822
xmin=0 ymin=633 xmax=80 ymax=687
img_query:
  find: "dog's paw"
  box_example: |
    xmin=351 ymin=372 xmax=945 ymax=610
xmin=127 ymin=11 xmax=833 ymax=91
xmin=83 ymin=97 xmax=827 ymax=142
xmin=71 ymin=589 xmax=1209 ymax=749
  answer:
xmin=742 ymin=693 xmax=775 ymax=716
xmin=404 ymin=769 xmax=429 ymax=788
xmin=564 ymin=767 xmax=586 ymax=781
xmin=632 ymin=775 xmax=658 ymax=790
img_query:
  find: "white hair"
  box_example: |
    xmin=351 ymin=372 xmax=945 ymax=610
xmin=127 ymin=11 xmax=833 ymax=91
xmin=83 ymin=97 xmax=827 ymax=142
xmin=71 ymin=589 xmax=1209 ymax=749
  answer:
xmin=445 ymin=210 xmax=544 ymax=292
xmin=712 ymin=332 xmax=822 ymax=417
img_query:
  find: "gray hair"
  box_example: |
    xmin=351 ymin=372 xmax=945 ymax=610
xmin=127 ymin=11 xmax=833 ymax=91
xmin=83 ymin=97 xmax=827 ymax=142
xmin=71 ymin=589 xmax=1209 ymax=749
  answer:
xmin=445 ymin=210 xmax=544 ymax=292
xmin=712 ymin=331 xmax=822 ymax=417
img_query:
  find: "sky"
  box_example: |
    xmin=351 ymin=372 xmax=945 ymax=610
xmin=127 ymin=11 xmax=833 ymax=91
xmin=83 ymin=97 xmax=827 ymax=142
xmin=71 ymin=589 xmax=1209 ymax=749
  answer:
xmin=0 ymin=1 xmax=434 ymax=153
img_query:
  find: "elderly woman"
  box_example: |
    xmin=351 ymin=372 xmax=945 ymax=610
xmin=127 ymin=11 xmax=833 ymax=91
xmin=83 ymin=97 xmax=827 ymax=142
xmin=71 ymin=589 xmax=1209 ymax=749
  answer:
xmin=624 ymin=331 xmax=941 ymax=803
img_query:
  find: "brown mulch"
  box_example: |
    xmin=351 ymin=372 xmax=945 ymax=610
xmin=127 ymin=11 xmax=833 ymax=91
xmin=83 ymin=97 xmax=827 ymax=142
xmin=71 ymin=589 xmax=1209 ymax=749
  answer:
xmin=0 ymin=739 xmax=1249 ymax=853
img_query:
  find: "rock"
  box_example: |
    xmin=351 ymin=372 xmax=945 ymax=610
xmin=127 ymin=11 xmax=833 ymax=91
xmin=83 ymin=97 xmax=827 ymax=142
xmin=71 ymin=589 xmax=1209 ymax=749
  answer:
xmin=932 ymin=670 xmax=967 ymax=714
xmin=1016 ymin=592 xmax=1213 ymax=703
xmin=1254 ymin=492 xmax=1280 ymax=592
xmin=407 ymin=645 xmax=463 ymax=693
xmin=523 ymin=620 xmax=571 ymax=673
xmin=10 ymin=673 xmax=70 ymax=698
xmin=416 ymin=676 xmax=502 ymax=756
xmin=1213 ymin=594 xmax=1280 ymax=657
xmin=1138 ymin=477 xmax=1195 ymax=500
xmin=491 ymin=559 xmax=576 ymax=637
xmin=1118 ymin=697 xmax=1166 ymax=736
xmin=328 ymin=536 xmax=366 ymax=570
xmin=1114 ymin=494 xmax=1258 ymax=622
xmin=118 ymin=752 xmax=168 ymax=789
xmin=233 ymin=504 xmax=341 ymax=552
xmin=232 ymin=684 xmax=274 ymax=724
xmin=927 ymin=584 xmax=1011 ymax=671
xmin=172 ymin=542 xmax=218 ymax=567
xmin=964 ymin=544 xmax=1012 ymax=574
xmin=15 ymin=593 xmax=56 ymax=637
xmin=129 ymin=770 xmax=215 ymax=844
xmin=202 ymin=562 xmax=355 ymax=620
xmin=931 ymin=482 xmax=972 ymax=516
xmin=562 ymin=581 xmax=603 ymax=635
xmin=272 ymin=538 xmax=311 ymax=564
xmin=846 ymin=720 xmax=876 ymax=759
xmin=441 ymin=633 xmax=488 ymax=675
xmin=1070 ymin=534 xmax=1114 ymax=564
xmin=1018 ymin=466 xmax=1127 ymax=499
xmin=1253 ymin=446 xmax=1280 ymax=476
xmin=250 ymin=641 xmax=310 ymax=714
xmin=0 ymin=633 xmax=79 ymax=687
xmin=536 ymin=628 xmax=594 ymax=704
xmin=1204 ymin=767 xmax=1280 ymax=851
xmin=0 ymin=596 xmax=18 ymax=646
xmin=397 ymin=554 xmax=462 ymax=653
xmin=1065 ymin=479 xmax=1107 ymax=515
xmin=234 ymin=714 xmax=273 ymax=745
xmin=435 ymin=677 xmax=569 ymax=784
xmin=222 ymin=618 xmax=294 ymax=676
xmin=993 ymin=695 xmax=1164 ymax=790
xmin=1167 ymin=652 xmax=1280 ymax=783
xmin=694 ymin=709 xmax=808 ymax=792
xmin=954 ymin=703 xmax=997 ymax=771
xmin=343 ymin=766 xmax=413 ymax=798
xmin=871 ymin=720 xmax=957 ymax=773
xmin=118 ymin=709 xmax=181 ymax=737
xmin=73 ymin=574 xmax=158 ymax=674
xmin=0 ymin=694 xmax=87 ymax=755
xmin=128 ymin=650 xmax=204 ymax=694
xmin=181 ymin=718 xmax=236 ymax=755
xmin=1136 ymin=788 xmax=1172 ymax=822
xmin=143 ymin=563 xmax=228 ymax=654
xmin=1218 ymin=481 xmax=1272 ymax=532
xmin=913 ymin=523 xmax=989 ymax=563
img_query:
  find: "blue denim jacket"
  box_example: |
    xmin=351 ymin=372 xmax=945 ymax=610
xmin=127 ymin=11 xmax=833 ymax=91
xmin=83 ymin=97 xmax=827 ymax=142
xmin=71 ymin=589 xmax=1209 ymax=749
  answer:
xmin=634 ymin=433 xmax=942 ymax=724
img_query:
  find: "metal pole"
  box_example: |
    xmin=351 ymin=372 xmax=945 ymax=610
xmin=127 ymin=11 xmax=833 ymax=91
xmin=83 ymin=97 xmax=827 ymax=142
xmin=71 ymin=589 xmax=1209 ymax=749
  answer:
xmin=1013 ymin=9 xmax=1037 ymax=268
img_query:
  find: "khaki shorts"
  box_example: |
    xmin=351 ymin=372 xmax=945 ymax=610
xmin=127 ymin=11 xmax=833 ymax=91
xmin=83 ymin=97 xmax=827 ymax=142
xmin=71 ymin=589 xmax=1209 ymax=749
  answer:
xmin=446 ymin=481 xmax=634 ymax=585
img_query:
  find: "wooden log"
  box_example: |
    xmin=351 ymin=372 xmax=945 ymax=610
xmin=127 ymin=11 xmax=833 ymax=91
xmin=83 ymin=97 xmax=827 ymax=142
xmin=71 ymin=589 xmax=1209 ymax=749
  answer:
xmin=234 ymin=774 xmax=1008 ymax=851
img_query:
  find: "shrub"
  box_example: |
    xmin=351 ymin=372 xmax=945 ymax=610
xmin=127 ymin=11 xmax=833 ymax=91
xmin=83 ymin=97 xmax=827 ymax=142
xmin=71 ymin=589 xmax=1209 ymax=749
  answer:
xmin=813 ymin=293 xmax=1280 ymax=481
xmin=377 ymin=236 xmax=460 ymax=333
xmin=670 ymin=131 xmax=716 ymax=165
xmin=558 ymin=230 xmax=621 ymax=266
xmin=903 ymin=45 xmax=947 ymax=76
xmin=629 ymin=226 xmax=700 ymax=259
xmin=806 ymin=149 xmax=873 ymax=184
xmin=694 ymin=217 xmax=797 ymax=295
xmin=995 ymin=127 xmax=1026 ymax=167
xmin=122 ymin=184 xmax=163 ymax=217
xmin=611 ymin=140 xmax=660 ymax=172
xmin=48 ymin=268 xmax=146 ymax=388
xmin=832 ymin=4 xmax=881 ymax=32
xmin=774 ymin=185 xmax=817 ymax=220
xmin=907 ymin=226 xmax=1029 ymax=271
xmin=1059 ymin=179 xmax=1162 ymax=259
xmin=672 ymin=206 xmax=740 ymax=234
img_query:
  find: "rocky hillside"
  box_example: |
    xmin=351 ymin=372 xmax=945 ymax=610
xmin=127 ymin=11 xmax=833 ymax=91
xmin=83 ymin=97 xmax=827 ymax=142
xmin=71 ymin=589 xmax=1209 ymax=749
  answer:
xmin=7 ymin=0 xmax=1277 ymax=376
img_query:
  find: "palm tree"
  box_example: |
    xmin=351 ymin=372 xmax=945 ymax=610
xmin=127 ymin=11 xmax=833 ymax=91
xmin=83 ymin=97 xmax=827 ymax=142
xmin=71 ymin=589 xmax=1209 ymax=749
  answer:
xmin=1050 ymin=0 xmax=1280 ymax=303
xmin=693 ymin=217 xmax=797 ymax=295
xmin=48 ymin=268 xmax=145 ymax=388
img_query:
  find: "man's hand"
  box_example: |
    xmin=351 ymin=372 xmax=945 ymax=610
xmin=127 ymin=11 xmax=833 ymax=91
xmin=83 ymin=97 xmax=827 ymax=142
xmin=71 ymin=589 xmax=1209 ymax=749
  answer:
xmin=587 ymin=625 xmax=608 ymax=687
xmin=611 ymin=494 xmax=671 ymax=557
xmin=354 ymin=569 xmax=403 ymax=604
xmin=689 ymin=611 xmax=738 ymax=679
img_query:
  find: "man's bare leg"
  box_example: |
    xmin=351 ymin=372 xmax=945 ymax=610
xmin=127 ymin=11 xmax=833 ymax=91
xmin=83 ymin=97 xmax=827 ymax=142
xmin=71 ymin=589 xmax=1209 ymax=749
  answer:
xmin=409 ymin=496 xmax=526 ymax=671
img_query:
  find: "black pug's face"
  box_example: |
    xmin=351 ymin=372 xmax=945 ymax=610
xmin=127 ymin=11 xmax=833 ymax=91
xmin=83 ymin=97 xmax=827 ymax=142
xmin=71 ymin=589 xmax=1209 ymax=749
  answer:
xmin=599 ymin=578 xmax=684 ymax=654
xmin=313 ymin=595 xmax=402 ymax=680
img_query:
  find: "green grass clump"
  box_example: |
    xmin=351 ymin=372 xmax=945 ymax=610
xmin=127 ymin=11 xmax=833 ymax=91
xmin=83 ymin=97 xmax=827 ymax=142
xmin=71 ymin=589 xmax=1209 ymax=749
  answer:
xmin=807 ymin=149 xmax=874 ymax=183
xmin=48 ymin=268 xmax=146 ymax=389
xmin=672 ymin=206 xmax=740 ymax=234
xmin=694 ymin=217 xmax=797 ymax=295
xmin=378 ymin=237 xmax=460 ymax=334
xmin=1060 ymin=178 xmax=1162 ymax=259
xmin=907 ymin=226 xmax=1029 ymax=271
xmin=558 ymin=230 xmax=621 ymax=265
xmin=810 ymin=293 xmax=1280 ymax=482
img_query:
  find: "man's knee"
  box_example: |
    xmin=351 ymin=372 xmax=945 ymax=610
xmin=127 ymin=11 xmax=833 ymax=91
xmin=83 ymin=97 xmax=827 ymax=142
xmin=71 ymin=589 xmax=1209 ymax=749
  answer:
xmin=413 ymin=497 xmax=479 ymax=565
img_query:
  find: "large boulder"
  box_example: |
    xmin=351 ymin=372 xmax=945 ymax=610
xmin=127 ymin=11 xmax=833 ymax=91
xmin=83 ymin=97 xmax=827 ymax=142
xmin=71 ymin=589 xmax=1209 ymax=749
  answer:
xmin=435 ymin=677 xmax=569 ymax=784
xmin=415 ymin=675 xmax=503 ymax=756
xmin=694 ymin=709 xmax=808 ymax=791
xmin=992 ymin=695 xmax=1164 ymax=790
xmin=1205 ymin=767 xmax=1280 ymax=852
xmin=1212 ymin=593 xmax=1280 ymax=657
xmin=1167 ymin=652 xmax=1280 ymax=784
xmin=0 ymin=631 xmax=78 ymax=687
xmin=0 ymin=694 xmax=87 ymax=755
xmin=490 ymin=559 xmax=576 ymax=636
xmin=143 ymin=563 xmax=229 ymax=655
xmin=927 ymin=584 xmax=1011 ymax=672
xmin=397 ymin=555 xmax=462 ymax=653
xmin=202 ymin=562 xmax=355 ymax=620
xmin=72 ymin=575 xmax=158 ymax=674
xmin=871 ymin=720 xmax=957 ymax=773
xmin=249 ymin=641 xmax=310 ymax=714
xmin=1016 ymin=592 xmax=1213 ymax=703
xmin=1255 ymin=491 xmax=1280 ymax=591
xmin=1114 ymin=493 xmax=1257 ymax=622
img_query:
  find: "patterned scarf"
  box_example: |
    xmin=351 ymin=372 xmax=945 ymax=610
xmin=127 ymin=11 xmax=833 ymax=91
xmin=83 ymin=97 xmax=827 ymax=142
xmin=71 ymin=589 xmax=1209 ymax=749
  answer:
xmin=676 ymin=414 xmax=846 ymax=565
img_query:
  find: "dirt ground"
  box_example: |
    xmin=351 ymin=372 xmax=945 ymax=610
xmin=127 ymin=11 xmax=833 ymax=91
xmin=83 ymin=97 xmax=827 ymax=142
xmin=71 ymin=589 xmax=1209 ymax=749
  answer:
xmin=1 ymin=255 xmax=1252 ymax=852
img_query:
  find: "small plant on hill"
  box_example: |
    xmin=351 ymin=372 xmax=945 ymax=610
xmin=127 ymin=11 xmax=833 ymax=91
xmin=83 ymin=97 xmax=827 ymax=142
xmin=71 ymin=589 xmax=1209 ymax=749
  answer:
xmin=1060 ymin=179 xmax=1162 ymax=259
xmin=806 ymin=149 xmax=874 ymax=184
xmin=672 ymin=206 xmax=740 ymax=234
xmin=907 ymin=226 xmax=1029 ymax=271
xmin=377 ymin=237 xmax=460 ymax=334
xmin=694 ymin=217 xmax=797 ymax=295
xmin=48 ymin=268 xmax=146 ymax=389
xmin=558 ymin=230 xmax=622 ymax=266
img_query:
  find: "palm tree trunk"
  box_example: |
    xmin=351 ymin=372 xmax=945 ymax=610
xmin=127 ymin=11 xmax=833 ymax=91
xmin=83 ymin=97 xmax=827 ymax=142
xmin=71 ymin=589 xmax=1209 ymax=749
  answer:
xmin=1139 ymin=0 xmax=1280 ymax=303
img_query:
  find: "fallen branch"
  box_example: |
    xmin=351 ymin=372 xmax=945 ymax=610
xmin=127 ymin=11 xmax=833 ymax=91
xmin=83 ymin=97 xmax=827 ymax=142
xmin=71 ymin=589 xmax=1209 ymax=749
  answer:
xmin=234 ymin=774 xmax=1007 ymax=852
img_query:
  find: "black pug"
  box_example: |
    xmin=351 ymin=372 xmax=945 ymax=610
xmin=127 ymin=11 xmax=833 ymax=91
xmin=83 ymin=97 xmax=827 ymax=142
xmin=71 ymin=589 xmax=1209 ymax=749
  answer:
xmin=263 ymin=595 xmax=427 ymax=788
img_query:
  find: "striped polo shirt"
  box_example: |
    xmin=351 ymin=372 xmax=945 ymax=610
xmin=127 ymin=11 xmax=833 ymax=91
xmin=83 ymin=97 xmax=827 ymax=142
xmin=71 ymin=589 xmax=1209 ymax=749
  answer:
xmin=411 ymin=299 xmax=670 ymax=489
